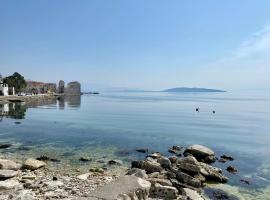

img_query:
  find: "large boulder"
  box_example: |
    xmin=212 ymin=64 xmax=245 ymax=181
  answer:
xmin=23 ymin=159 xmax=46 ymax=170
xmin=184 ymin=145 xmax=215 ymax=163
xmin=88 ymin=176 xmax=151 ymax=200
xmin=0 ymin=159 xmax=22 ymax=170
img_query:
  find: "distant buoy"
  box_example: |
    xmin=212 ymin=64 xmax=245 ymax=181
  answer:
xmin=212 ymin=110 xmax=216 ymax=114
xmin=196 ymin=108 xmax=199 ymax=112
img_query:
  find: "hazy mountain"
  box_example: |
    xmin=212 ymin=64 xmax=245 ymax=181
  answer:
xmin=162 ymin=87 xmax=226 ymax=93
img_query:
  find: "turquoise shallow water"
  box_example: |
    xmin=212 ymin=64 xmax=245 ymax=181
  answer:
xmin=1 ymin=91 xmax=270 ymax=199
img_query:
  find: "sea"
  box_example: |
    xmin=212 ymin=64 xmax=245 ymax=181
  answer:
xmin=1 ymin=91 xmax=270 ymax=199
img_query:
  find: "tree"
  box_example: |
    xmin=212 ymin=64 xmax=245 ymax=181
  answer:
xmin=3 ymin=72 xmax=27 ymax=93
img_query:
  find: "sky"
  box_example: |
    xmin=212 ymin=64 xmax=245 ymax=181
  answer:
xmin=1 ymin=0 xmax=270 ymax=91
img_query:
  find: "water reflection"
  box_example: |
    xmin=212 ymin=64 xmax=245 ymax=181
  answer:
xmin=0 ymin=95 xmax=81 ymax=120
xmin=0 ymin=102 xmax=27 ymax=119
xmin=57 ymin=95 xmax=81 ymax=109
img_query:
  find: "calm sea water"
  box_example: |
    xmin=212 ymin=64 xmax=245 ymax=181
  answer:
xmin=1 ymin=91 xmax=270 ymax=199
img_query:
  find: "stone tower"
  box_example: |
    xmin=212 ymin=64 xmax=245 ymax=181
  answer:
xmin=58 ymin=80 xmax=65 ymax=93
xmin=65 ymin=81 xmax=81 ymax=95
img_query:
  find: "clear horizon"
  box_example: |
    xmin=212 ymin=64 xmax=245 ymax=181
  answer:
xmin=1 ymin=0 xmax=270 ymax=91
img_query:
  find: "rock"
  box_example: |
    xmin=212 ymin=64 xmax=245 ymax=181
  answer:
xmin=89 ymin=167 xmax=105 ymax=174
xmin=227 ymin=166 xmax=237 ymax=173
xmin=157 ymin=156 xmax=172 ymax=170
xmin=178 ymin=162 xmax=201 ymax=174
xmin=240 ymin=179 xmax=250 ymax=185
xmin=0 ymin=179 xmax=20 ymax=190
xmin=177 ymin=156 xmax=198 ymax=165
xmin=147 ymin=178 xmax=172 ymax=186
xmin=176 ymin=171 xmax=201 ymax=188
xmin=204 ymin=155 xmax=217 ymax=163
xmin=213 ymin=191 xmax=229 ymax=199
xmin=182 ymin=188 xmax=204 ymax=200
xmin=77 ymin=172 xmax=93 ymax=180
xmin=0 ymin=144 xmax=12 ymax=149
xmin=36 ymin=156 xmax=60 ymax=163
xmin=170 ymin=179 xmax=201 ymax=193
xmin=150 ymin=183 xmax=178 ymax=199
xmin=108 ymin=159 xmax=123 ymax=165
xmin=23 ymin=158 xmax=46 ymax=170
xmin=0 ymin=169 xmax=18 ymax=179
xmin=79 ymin=157 xmax=92 ymax=162
xmin=218 ymin=158 xmax=227 ymax=163
xmin=199 ymin=162 xmax=228 ymax=183
xmin=169 ymin=156 xmax=178 ymax=164
xmin=148 ymin=172 xmax=160 ymax=178
xmin=221 ymin=155 xmax=234 ymax=161
xmin=136 ymin=148 xmax=149 ymax=153
xmin=168 ymin=145 xmax=182 ymax=155
xmin=147 ymin=152 xmax=163 ymax=159
xmin=0 ymin=159 xmax=22 ymax=170
xmin=36 ymin=155 xmax=50 ymax=161
xmin=184 ymin=144 xmax=215 ymax=163
xmin=126 ymin=168 xmax=148 ymax=179
xmin=140 ymin=158 xmax=163 ymax=173
xmin=88 ymin=176 xmax=151 ymax=200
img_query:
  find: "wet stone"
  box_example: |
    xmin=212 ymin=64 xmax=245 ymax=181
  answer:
xmin=0 ymin=144 xmax=12 ymax=149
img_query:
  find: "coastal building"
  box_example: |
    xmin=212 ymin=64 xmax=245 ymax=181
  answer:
xmin=0 ymin=74 xmax=15 ymax=96
xmin=24 ymin=81 xmax=57 ymax=94
xmin=65 ymin=81 xmax=81 ymax=95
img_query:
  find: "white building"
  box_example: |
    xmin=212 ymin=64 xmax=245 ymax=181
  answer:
xmin=0 ymin=75 xmax=15 ymax=96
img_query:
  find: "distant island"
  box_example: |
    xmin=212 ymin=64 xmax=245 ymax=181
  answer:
xmin=162 ymin=87 xmax=226 ymax=93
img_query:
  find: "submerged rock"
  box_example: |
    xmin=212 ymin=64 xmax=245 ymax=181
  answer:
xmin=108 ymin=159 xmax=123 ymax=165
xmin=23 ymin=158 xmax=46 ymax=170
xmin=240 ymin=179 xmax=250 ymax=185
xmin=136 ymin=148 xmax=149 ymax=153
xmin=0 ymin=144 xmax=12 ymax=149
xmin=79 ymin=157 xmax=92 ymax=162
xmin=221 ymin=155 xmax=234 ymax=161
xmin=227 ymin=166 xmax=237 ymax=173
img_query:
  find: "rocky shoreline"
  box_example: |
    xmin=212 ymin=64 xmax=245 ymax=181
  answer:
xmin=0 ymin=144 xmax=246 ymax=199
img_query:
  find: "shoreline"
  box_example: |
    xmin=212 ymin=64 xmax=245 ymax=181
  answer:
xmin=0 ymin=144 xmax=244 ymax=199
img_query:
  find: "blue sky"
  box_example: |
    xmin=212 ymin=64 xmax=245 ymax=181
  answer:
xmin=1 ymin=0 xmax=270 ymax=91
